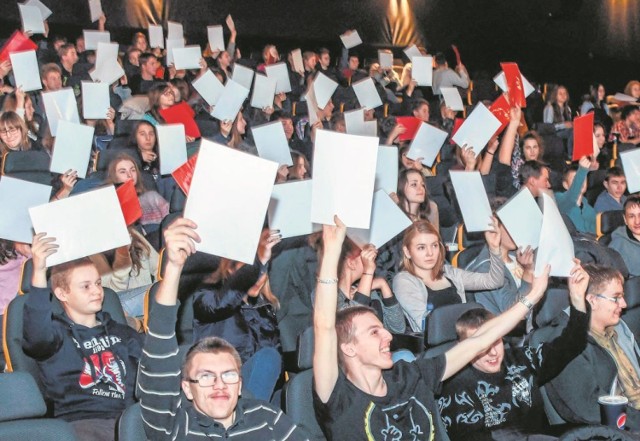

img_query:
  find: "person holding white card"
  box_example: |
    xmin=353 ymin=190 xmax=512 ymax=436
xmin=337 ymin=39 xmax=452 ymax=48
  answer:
xmin=393 ymin=219 xmax=504 ymax=332
xmin=432 ymin=51 xmax=469 ymax=96
xmin=212 ymin=109 xmax=247 ymax=149
xmin=394 ymin=169 xmax=439 ymax=228
xmin=128 ymin=121 xmax=160 ymax=179
xmin=129 ymin=53 xmax=163 ymax=95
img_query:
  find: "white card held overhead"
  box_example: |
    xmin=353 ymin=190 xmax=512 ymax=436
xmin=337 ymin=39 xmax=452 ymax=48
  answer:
xmin=265 ymin=62 xmax=292 ymax=94
xmin=403 ymin=44 xmax=422 ymax=61
xmin=18 ymin=3 xmax=45 ymax=35
xmin=0 ymin=176 xmax=51 ymax=243
xmin=344 ymin=108 xmax=366 ymax=136
xmin=250 ymin=74 xmax=276 ymax=109
xmin=534 ymin=192 xmax=575 ymax=277
xmin=165 ymin=38 xmax=185 ymax=66
xmin=167 ymin=21 xmax=183 ymax=40
xmin=184 ymin=139 xmax=278 ymax=264
xmin=407 ymin=122 xmax=448 ymax=166
xmin=440 ymin=87 xmax=465 ymax=111
xmin=412 ymin=56 xmax=433 ymax=87
xmin=352 ymin=77 xmax=383 ymax=110
xmin=81 ymin=81 xmax=110 ymax=119
xmin=88 ymin=0 xmax=103 ymax=22
xmin=83 ymin=30 xmax=110 ymax=51
xmin=375 ymin=146 xmax=398 ymax=194
xmin=291 ymin=48 xmax=304 ymax=73
xmin=207 ymin=25 xmax=225 ymax=52
xmin=156 ymin=124 xmax=187 ymax=175
xmin=29 ymin=186 xmax=130 ymax=267
xmin=210 ymin=79 xmax=250 ymax=122
xmin=252 ymin=121 xmax=292 ymax=166
xmin=90 ymin=41 xmax=124 ymax=85
xmin=452 ymin=103 xmax=502 ymax=156
xmin=347 ymin=190 xmax=412 ymax=249
xmin=313 ymin=72 xmax=339 ymax=110
xmin=495 ymin=187 xmax=543 ymax=250
xmin=311 ymin=130 xmax=378 ymax=228
xmin=378 ymin=50 xmax=393 ymax=69
xmin=613 ymin=93 xmax=638 ymax=102
xmin=10 ymin=50 xmax=41 ymax=92
xmin=620 ymin=148 xmax=640 ymax=193
xmin=192 ymin=69 xmax=225 ymax=106
xmin=24 ymin=0 xmax=52 ymax=20
xmin=231 ymin=63 xmax=255 ymax=90
xmin=172 ymin=45 xmax=202 ymax=70
xmin=268 ymin=180 xmax=320 ymax=239
xmin=148 ymin=24 xmax=164 ymax=49
xmin=340 ymin=30 xmax=362 ymax=49
xmin=493 ymin=71 xmax=535 ymax=97
xmin=449 ymin=171 xmax=493 ymax=232
xmin=42 ymin=88 xmax=80 ymax=136
xmin=50 ymin=120 xmax=94 ymax=179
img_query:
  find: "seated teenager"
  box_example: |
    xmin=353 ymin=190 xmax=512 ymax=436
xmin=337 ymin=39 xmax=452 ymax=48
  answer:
xmin=609 ymin=195 xmax=640 ymax=277
xmin=313 ymin=216 xmax=550 ymax=440
xmin=23 ymin=233 xmax=144 ymax=441
xmin=555 ymin=156 xmax=596 ymax=235
xmin=594 ymin=166 xmax=627 ymax=213
xmin=394 ymin=169 xmax=439 ymax=227
xmin=438 ymin=261 xmax=589 ymax=440
xmin=138 ymin=218 xmax=309 ymax=440
xmin=519 ymin=161 xmax=552 ymax=198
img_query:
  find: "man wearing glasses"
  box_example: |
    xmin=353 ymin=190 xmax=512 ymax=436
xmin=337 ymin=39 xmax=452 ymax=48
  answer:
xmin=546 ymin=263 xmax=640 ymax=432
xmin=138 ymin=218 xmax=309 ymax=440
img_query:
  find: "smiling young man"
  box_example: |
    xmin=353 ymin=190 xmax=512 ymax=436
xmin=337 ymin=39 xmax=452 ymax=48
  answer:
xmin=609 ymin=195 xmax=640 ymax=276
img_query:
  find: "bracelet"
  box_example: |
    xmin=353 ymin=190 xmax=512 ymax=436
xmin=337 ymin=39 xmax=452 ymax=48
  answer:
xmin=317 ymin=277 xmax=338 ymax=284
xmin=519 ymin=297 xmax=534 ymax=310
xmin=362 ymin=272 xmax=374 ymax=276
xmin=486 ymin=151 xmax=495 ymax=156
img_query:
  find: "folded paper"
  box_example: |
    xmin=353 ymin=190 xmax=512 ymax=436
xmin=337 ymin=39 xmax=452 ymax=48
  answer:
xmin=440 ymin=87 xmax=464 ymax=111
xmin=352 ymin=77 xmax=383 ymax=110
xmin=265 ymin=62 xmax=292 ymax=94
xmin=411 ymin=56 xmax=432 ymax=87
xmin=172 ymin=45 xmax=202 ymax=70
xmin=192 ymin=69 xmax=225 ymax=106
xmin=231 ymin=63 xmax=255 ymax=90
xmin=340 ymin=30 xmax=362 ymax=49
xmin=42 ymin=88 xmax=80 ymax=136
xmin=148 ymin=24 xmax=164 ymax=49
xmin=207 ymin=25 xmax=225 ymax=52
xmin=620 ymin=148 xmax=640 ymax=193
xmin=115 ymin=180 xmax=142 ymax=226
xmin=250 ymin=74 xmax=276 ymax=109
xmin=572 ymin=112 xmax=595 ymax=161
xmin=156 ymin=124 xmax=188 ymax=175
xmin=210 ymin=79 xmax=250 ymax=122
xmin=375 ymin=146 xmax=398 ymax=194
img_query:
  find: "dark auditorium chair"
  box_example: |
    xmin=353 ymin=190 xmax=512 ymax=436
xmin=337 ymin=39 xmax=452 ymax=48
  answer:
xmin=1 ymin=150 xmax=52 ymax=186
xmin=585 ymin=169 xmax=607 ymax=207
xmin=114 ymin=119 xmax=139 ymax=137
xmin=451 ymin=242 xmax=485 ymax=269
xmin=596 ymin=210 xmax=624 ymax=244
xmin=423 ymin=302 xmax=484 ymax=359
xmin=527 ymin=287 xmax=570 ymax=348
xmin=622 ymin=277 xmax=640 ymax=342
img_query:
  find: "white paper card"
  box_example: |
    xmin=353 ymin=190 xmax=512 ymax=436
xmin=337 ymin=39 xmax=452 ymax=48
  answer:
xmin=148 ymin=25 xmax=164 ymax=49
xmin=19 ymin=4 xmax=45 ymax=35
xmin=172 ymin=45 xmax=201 ymax=70
xmin=620 ymin=148 xmax=640 ymax=193
xmin=192 ymin=69 xmax=225 ymax=106
xmin=90 ymin=41 xmax=124 ymax=85
xmin=210 ymin=79 xmax=249 ymax=122
xmin=352 ymin=77 xmax=383 ymax=110
xmin=165 ymin=38 xmax=184 ymax=66
xmin=407 ymin=122 xmax=448 ymax=166
xmin=344 ymin=108 xmax=365 ymax=135
xmin=614 ymin=93 xmax=638 ymax=102
xmin=29 ymin=186 xmax=130 ymax=267
xmin=50 ymin=120 xmax=94 ymax=179
xmin=452 ymin=103 xmax=502 ymax=155
xmin=167 ymin=21 xmax=183 ymax=40
xmin=340 ymin=30 xmax=362 ymax=49
xmin=24 ymin=0 xmax=52 ymax=20
xmin=10 ymin=50 xmax=41 ymax=92
xmin=252 ymin=121 xmax=292 ymax=166
xmin=493 ymin=71 xmax=535 ymax=97
xmin=251 ymin=74 xmax=276 ymax=109
xmin=157 ymin=124 xmax=187 ymax=175
xmin=347 ymin=190 xmax=412 ymax=249
xmin=207 ymin=25 xmax=225 ymax=52
xmin=231 ymin=63 xmax=255 ymax=90
xmin=404 ymin=45 xmax=422 ymax=61
xmin=535 ymin=193 xmax=575 ymax=277
xmin=184 ymin=139 xmax=278 ymax=264
xmin=412 ymin=56 xmax=433 ymax=87
xmin=306 ymin=81 xmax=320 ymax=125
xmin=268 ymin=180 xmax=320 ymax=239
xmin=42 ymin=88 xmax=80 ymax=136
xmin=265 ymin=62 xmax=292 ymax=94
xmin=311 ymin=130 xmax=378 ymax=228
xmin=81 ymin=81 xmax=110 ymax=120
xmin=0 ymin=176 xmax=51 ymax=243
xmin=375 ymin=146 xmax=398 ymax=194
xmin=441 ymin=87 xmax=465 ymax=111
xmin=83 ymin=30 xmax=110 ymax=51
xmin=313 ymin=72 xmax=339 ymax=110
xmin=496 ymin=187 xmax=543 ymax=249
xmin=88 ymin=0 xmax=103 ymax=22
xmin=378 ymin=50 xmax=393 ymax=69
xmin=291 ymin=49 xmax=304 ymax=73
xmin=450 ymin=171 xmax=492 ymax=232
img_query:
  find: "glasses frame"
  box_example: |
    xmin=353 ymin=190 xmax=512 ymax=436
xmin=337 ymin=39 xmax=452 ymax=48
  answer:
xmin=187 ymin=370 xmax=241 ymax=388
xmin=0 ymin=127 xmax=20 ymax=136
xmin=594 ymin=294 xmax=624 ymax=304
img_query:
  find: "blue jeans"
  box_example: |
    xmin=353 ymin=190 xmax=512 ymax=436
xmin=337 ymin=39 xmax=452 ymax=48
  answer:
xmin=241 ymin=347 xmax=282 ymax=401
xmin=117 ymin=285 xmax=149 ymax=318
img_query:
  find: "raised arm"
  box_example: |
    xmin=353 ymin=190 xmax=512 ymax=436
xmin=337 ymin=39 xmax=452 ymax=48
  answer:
xmin=498 ymin=105 xmax=521 ymax=166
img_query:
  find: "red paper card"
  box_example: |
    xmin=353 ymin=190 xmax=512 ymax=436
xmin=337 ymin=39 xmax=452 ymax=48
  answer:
xmin=572 ymin=112 xmax=595 ymax=161
xmin=501 ymin=62 xmax=526 ymax=108
xmin=172 ymin=153 xmax=198 ymax=196
xmin=159 ymin=102 xmax=201 ymax=139
xmin=0 ymin=30 xmax=38 ymax=63
xmin=115 ymin=180 xmax=142 ymax=226
xmin=154 ymin=66 xmax=165 ymax=79
xmin=489 ymin=94 xmax=511 ymax=136
xmin=396 ymin=117 xmax=422 ymax=141
xmin=449 ymin=117 xmax=464 ymax=144
xmin=452 ymin=44 xmax=462 ymax=66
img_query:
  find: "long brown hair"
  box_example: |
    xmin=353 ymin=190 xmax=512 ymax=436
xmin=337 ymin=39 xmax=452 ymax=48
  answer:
xmin=401 ymin=220 xmax=446 ymax=280
xmin=397 ymin=169 xmax=431 ymax=219
xmin=105 ymin=152 xmax=146 ymax=195
xmin=0 ymin=111 xmax=30 ymax=154
xmin=129 ymin=228 xmax=151 ymax=276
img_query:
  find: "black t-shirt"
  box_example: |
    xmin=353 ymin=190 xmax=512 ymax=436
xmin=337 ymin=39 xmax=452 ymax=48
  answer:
xmin=313 ymin=355 xmax=450 ymax=440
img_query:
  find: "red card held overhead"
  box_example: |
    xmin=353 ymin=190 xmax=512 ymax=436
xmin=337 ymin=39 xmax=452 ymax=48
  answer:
xmin=489 ymin=94 xmax=511 ymax=136
xmin=0 ymin=30 xmax=38 ymax=63
xmin=572 ymin=112 xmax=595 ymax=161
xmin=396 ymin=116 xmax=422 ymax=141
xmin=159 ymin=101 xmax=201 ymax=139
xmin=115 ymin=180 xmax=142 ymax=226
xmin=451 ymin=44 xmax=462 ymax=66
xmin=449 ymin=117 xmax=465 ymax=145
xmin=172 ymin=153 xmax=198 ymax=196
xmin=501 ymin=62 xmax=526 ymax=109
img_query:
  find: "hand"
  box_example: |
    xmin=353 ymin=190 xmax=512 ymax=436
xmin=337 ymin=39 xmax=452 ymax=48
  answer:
xmin=322 ymin=215 xmax=347 ymax=257
xmin=141 ymin=150 xmax=157 ymax=162
xmin=98 ymin=13 xmax=107 ymax=26
xmin=578 ymin=155 xmax=591 ymax=169
xmin=276 ymin=164 xmax=289 ymax=183
xmin=509 ymin=105 xmax=521 ymax=125
xmin=247 ymin=273 xmax=268 ymax=298
xmin=484 ymin=216 xmax=501 ymax=253
xmin=360 ymin=244 xmax=378 ymax=274
xmin=462 ymin=146 xmax=476 ymax=170
xmin=413 ymin=157 xmax=425 ymax=171
xmin=516 ymin=246 xmax=534 ymax=271
xmin=168 ymin=64 xmax=177 ymax=79
xmin=119 ymin=74 xmax=128 ymax=86
xmin=60 ymin=170 xmax=78 ymax=191
xmin=263 ymin=106 xmax=274 ymax=116
xmin=185 ymin=135 xmax=195 ymax=143
xmin=567 ymin=259 xmax=588 ymax=312
xmin=106 ymin=107 xmax=116 ymax=121
xmin=388 ymin=192 xmax=400 ymax=204
xmin=274 ymin=92 xmax=286 ymax=107
xmin=371 ymin=277 xmax=392 ymax=298
xmin=0 ymin=60 xmax=12 ymax=78
xmin=529 ymin=264 xmax=551 ymax=304
xmin=31 ymin=233 xmax=58 ymax=286
xmin=220 ymin=120 xmax=233 ymax=137
xmin=225 ymin=14 xmax=236 ymax=33
xmin=257 ymin=229 xmax=282 ymax=264
xmin=15 ymin=86 xmax=25 ymax=108
xmin=163 ymin=217 xmax=201 ymax=268
xmin=199 ymin=57 xmax=207 ymax=73
xmin=564 ymin=121 xmax=573 ymax=129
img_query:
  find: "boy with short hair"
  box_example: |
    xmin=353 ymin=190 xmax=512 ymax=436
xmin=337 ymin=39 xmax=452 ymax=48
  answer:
xmin=594 ymin=166 xmax=627 ymax=213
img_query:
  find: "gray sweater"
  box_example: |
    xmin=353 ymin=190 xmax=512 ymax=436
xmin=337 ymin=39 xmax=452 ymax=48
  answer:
xmin=609 ymin=226 xmax=640 ymax=277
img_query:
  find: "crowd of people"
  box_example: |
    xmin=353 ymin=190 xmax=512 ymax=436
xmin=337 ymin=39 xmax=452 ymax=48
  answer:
xmin=1 ymin=8 xmax=640 ymax=441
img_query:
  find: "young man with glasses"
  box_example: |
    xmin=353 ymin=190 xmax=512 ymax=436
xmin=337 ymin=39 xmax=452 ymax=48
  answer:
xmin=138 ymin=218 xmax=309 ymax=440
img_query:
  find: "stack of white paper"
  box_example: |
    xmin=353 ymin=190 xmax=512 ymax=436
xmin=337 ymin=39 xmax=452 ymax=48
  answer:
xmin=313 ymin=72 xmax=339 ymax=110
xmin=172 ymin=45 xmax=202 ymax=70
xmin=0 ymin=176 xmax=51 ymax=243
xmin=412 ymin=56 xmax=433 ymax=87
xmin=232 ymin=63 xmax=255 ymax=90
xmin=407 ymin=122 xmax=448 ymax=166
xmin=534 ymin=192 xmax=575 ymax=277
xmin=157 ymin=124 xmax=187 ymax=175
xmin=620 ymin=148 xmax=640 ymax=193
xmin=251 ymin=74 xmax=276 ymax=109
xmin=24 ymin=0 xmax=52 ymax=20
xmin=88 ymin=0 xmax=103 ymax=22
xmin=340 ymin=30 xmax=362 ymax=49
xmin=252 ymin=121 xmax=292 ymax=166
xmin=495 ymin=187 xmax=543 ymax=249
xmin=440 ymin=87 xmax=465 ymax=111
xmin=378 ymin=50 xmax=393 ymax=69
xmin=207 ymin=25 xmax=225 ymax=52
xmin=449 ymin=171 xmax=493 ymax=232
xmin=265 ymin=62 xmax=292 ymax=94
xmin=268 ymin=180 xmax=320 ymax=239
xmin=81 ymin=81 xmax=110 ymax=120
xmin=210 ymin=79 xmax=250 ymax=122
xmin=50 ymin=120 xmax=94 ymax=179
xmin=18 ymin=3 xmax=45 ymax=35
xmin=148 ymin=24 xmax=164 ymax=49
xmin=352 ymin=77 xmax=383 ymax=110
xmin=10 ymin=50 xmax=41 ymax=92
xmin=42 ymin=88 xmax=80 ymax=136
xmin=193 ymin=69 xmax=225 ymax=107
xmin=375 ymin=146 xmax=398 ymax=194
xmin=83 ymin=30 xmax=110 ymax=51
xmin=451 ymin=103 xmax=501 ymax=156
xmin=493 ymin=71 xmax=535 ymax=98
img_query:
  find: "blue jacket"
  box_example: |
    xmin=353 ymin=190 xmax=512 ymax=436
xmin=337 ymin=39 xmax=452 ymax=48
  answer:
xmin=555 ymin=166 xmax=596 ymax=235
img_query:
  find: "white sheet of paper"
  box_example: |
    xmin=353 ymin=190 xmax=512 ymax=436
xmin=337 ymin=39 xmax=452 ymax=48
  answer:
xmin=403 ymin=44 xmax=422 ymax=61
xmin=452 ymin=103 xmax=502 ymax=155
xmin=534 ymin=192 xmax=575 ymax=277
xmin=25 ymin=0 xmax=52 ymax=20
xmin=344 ymin=108 xmax=365 ymax=135
xmin=19 ymin=3 xmax=45 ymax=34
xmin=167 ymin=21 xmax=183 ymax=40
xmin=207 ymin=25 xmax=225 ymax=52
xmin=42 ymin=88 xmax=80 ymax=136
xmin=352 ymin=77 xmax=383 ymax=110
xmin=172 ymin=45 xmax=202 ymax=70
xmin=81 ymin=81 xmax=110 ymax=120
xmin=347 ymin=190 xmax=412 ymax=249
xmin=156 ymin=124 xmax=187 ymax=175
xmin=620 ymin=148 xmax=640 ymax=193
xmin=29 ymin=186 xmax=130 ymax=267
xmin=148 ymin=24 xmax=164 ymax=49
xmin=411 ymin=56 xmax=433 ymax=87
xmin=441 ymin=87 xmax=465 ymax=111
xmin=378 ymin=50 xmax=393 ymax=69
xmin=231 ymin=63 xmax=254 ymax=90
xmin=375 ymin=146 xmax=398 ymax=194
xmin=311 ymin=130 xmax=378 ymax=228
xmin=614 ymin=93 xmax=638 ymax=102
xmin=211 ymin=79 xmax=250 ymax=122
xmin=90 ymin=41 xmax=124 ymax=85
xmin=252 ymin=121 xmax=292 ymax=166
xmin=268 ymin=180 xmax=319 ymax=239
xmin=407 ymin=122 xmax=448 ymax=166
xmin=165 ymin=38 xmax=184 ymax=66
xmin=184 ymin=139 xmax=278 ymax=264
xmin=265 ymin=62 xmax=292 ymax=94
xmin=340 ymin=30 xmax=362 ymax=49
xmin=0 ymin=176 xmax=51 ymax=243
xmin=88 ymin=0 xmax=103 ymax=22
xmin=251 ymin=74 xmax=276 ymax=109
xmin=313 ymin=72 xmax=339 ymax=110
xmin=496 ymin=187 xmax=542 ymax=249
xmin=291 ymin=49 xmax=304 ymax=73
xmin=192 ymin=69 xmax=225 ymax=106
xmin=449 ymin=171 xmax=492 ymax=232
xmin=493 ymin=71 xmax=535 ymax=97
xmin=49 ymin=120 xmax=94 ymax=179
xmin=306 ymin=81 xmax=320 ymax=125
xmin=10 ymin=50 xmax=41 ymax=92
xmin=83 ymin=30 xmax=110 ymax=51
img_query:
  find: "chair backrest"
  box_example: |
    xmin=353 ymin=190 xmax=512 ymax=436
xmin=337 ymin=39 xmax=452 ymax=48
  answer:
xmin=597 ymin=210 xmax=625 ymax=238
xmin=117 ymin=403 xmax=145 ymax=441
xmin=95 ymin=148 xmax=142 ymax=172
xmin=452 ymin=243 xmax=484 ymax=269
xmin=535 ymin=287 xmax=570 ymax=328
xmin=1 ymin=150 xmax=53 ymax=186
xmin=423 ymin=302 xmax=484 ymax=359
xmin=114 ymin=119 xmax=139 ymax=137
xmin=622 ymin=277 xmax=640 ymax=341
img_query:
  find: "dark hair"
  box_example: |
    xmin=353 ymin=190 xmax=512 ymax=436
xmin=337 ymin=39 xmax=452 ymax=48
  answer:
xmin=455 ymin=308 xmax=494 ymax=340
xmin=0 ymin=240 xmax=17 ymax=265
xmin=318 ymin=48 xmax=330 ymax=57
xmin=434 ymin=52 xmax=447 ymax=66
xmin=519 ymin=131 xmax=545 ymax=159
xmin=583 ymin=263 xmax=624 ymax=296
xmin=562 ymin=163 xmax=580 ymax=181
xmin=182 ymin=336 xmax=242 ymax=378
xmin=623 ymin=194 xmax=640 ymax=212
xmin=147 ymin=82 xmax=171 ymax=123
xmin=138 ymin=52 xmax=158 ymax=67
xmin=411 ymin=99 xmax=429 ymax=114
xmin=605 ymin=166 xmax=625 ymax=182
xmin=519 ymin=160 xmax=548 ymax=186
xmin=170 ymin=78 xmax=190 ymax=103
xmin=621 ymin=105 xmax=640 ymax=121
xmin=330 ymin=112 xmax=345 ymax=131
xmin=57 ymin=43 xmax=76 ymax=58
xmin=335 ymin=305 xmax=377 ymax=370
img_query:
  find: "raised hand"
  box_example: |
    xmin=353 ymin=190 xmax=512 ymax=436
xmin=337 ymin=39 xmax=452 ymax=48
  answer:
xmin=162 ymin=217 xmax=200 ymax=268
xmin=567 ymin=259 xmax=588 ymax=312
xmin=257 ymin=229 xmax=282 ymax=264
xmin=31 ymin=233 xmax=58 ymax=287
xmin=484 ymin=216 xmax=502 ymax=253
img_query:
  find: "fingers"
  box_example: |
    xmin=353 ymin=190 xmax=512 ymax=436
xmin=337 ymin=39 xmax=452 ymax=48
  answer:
xmin=333 ymin=215 xmax=346 ymax=229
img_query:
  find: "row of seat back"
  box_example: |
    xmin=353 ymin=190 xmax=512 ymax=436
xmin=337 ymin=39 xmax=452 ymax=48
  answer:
xmin=596 ymin=210 xmax=624 ymax=245
xmin=423 ymin=302 xmax=484 ymax=358
xmin=1 ymin=150 xmax=53 ymax=186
